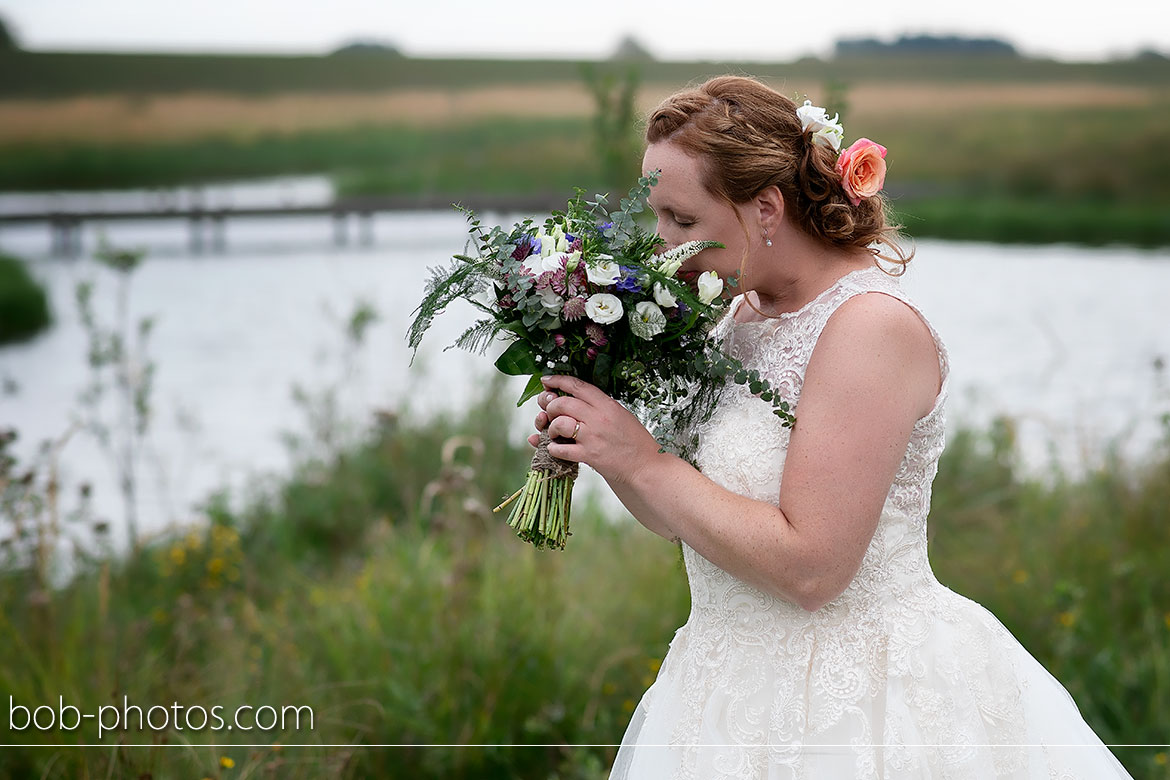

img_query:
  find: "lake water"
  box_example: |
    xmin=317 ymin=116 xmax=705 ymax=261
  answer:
xmin=2 ymin=177 xmax=1168 ymax=560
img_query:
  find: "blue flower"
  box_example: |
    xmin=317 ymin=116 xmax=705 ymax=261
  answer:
xmin=615 ymin=266 xmax=643 ymax=294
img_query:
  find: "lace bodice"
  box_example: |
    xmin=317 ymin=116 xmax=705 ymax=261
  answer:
xmin=689 ymin=265 xmax=949 ymax=621
xmin=612 ymin=265 xmax=1132 ymax=779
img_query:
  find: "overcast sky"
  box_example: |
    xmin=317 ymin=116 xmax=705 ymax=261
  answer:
xmin=1 ymin=0 xmax=1167 ymax=62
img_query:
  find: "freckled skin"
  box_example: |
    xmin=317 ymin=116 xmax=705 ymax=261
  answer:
xmin=529 ymin=140 xmax=939 ymax=612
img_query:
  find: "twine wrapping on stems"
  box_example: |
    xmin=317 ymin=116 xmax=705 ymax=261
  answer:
xmin=532 ymin=429 xmax=579 ymax=480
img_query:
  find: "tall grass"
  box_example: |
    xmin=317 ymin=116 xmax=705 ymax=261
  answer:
xmin=1 ymin=389 xmax=1167 ymax=778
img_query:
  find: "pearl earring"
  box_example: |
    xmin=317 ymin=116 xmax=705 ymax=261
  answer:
xmin=764 ymin=235 xmax=773 ymax=247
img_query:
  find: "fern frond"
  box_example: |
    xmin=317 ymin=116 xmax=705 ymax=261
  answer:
xmin=447 ymin=318 xmax=506 ymax=356
xmin=407 ymin=256 xmax=494 ymax=359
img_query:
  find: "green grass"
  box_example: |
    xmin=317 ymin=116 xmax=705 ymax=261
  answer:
xmin=2 ymin=379 xmax=1168 ymax=778
xmin=0 ymin=254 xmax=51 ymax=344
xmin=893 ymin=195 xmax=1170 ymax=247
xmin=0 ymin=119 xmax=603 ymax=195
xmin=3 ymin=50 xmax=1169 ymax=98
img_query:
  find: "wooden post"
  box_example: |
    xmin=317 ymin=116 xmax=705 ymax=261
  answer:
xmin=359 ymin=211 xmax=374 ymax=246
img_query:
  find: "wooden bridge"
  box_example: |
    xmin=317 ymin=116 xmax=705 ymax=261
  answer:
xmin=0 ymin=193 xmax=563 ymax=257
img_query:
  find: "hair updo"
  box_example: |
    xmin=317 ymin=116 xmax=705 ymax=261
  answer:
xmin=644 ymin=75 xmax=910 ymax=271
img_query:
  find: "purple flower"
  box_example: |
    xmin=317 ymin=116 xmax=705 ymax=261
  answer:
xmin=512 ymin=236 xmax=536 ymax=261
xmin=553 ymin=333 xmax=566 ymax=347
xmin=614 ymin=266 xmax=643 ymax=294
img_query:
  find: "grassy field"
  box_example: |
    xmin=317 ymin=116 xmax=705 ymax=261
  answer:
xmin=1 ymin=379 xmax=1168 ymax=778
xmin=1 ymin=53 xmax=1168 ymax=246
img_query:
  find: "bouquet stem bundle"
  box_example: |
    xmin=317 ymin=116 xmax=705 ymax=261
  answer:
xmin=494 ymin=429 xmax=577 ymax=549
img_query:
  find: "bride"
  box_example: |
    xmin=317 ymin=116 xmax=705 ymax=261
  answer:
xmin=528 ymin=76 xmax=1133 ymax=779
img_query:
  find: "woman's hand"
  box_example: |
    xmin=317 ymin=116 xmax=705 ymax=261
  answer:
xmin=527 ymin=374 xmax=661 ymax=486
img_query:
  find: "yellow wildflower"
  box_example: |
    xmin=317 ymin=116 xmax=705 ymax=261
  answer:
xmin=151 ymin=607 xmax=167 ymax=624
xmin=622 ymin=699 xmax=635 ymax=713
xmin=169 ymin=546 xmax=186 ymax=566
xmin=1153 ymin=751 xmax=1166 ymax=765
xmin=219 ymin=756 xmax=235 ymax=768
xmin=186 ymin=532 xmax=201 ymax=550
xmin=602 ymin=682 xmax=617 ymax=696
xmin=1011 ymin=570 xmax=1029 ymax=584
xmin=207 ymin=557 xmax=225 ymax=575
xmin=1163 ymin=612 xmax=1170 ymax=630
xmin=1058 ymin=611 xmax=1076 ymax=629
xmin=648 ymin=657 xmax=662 ymax=672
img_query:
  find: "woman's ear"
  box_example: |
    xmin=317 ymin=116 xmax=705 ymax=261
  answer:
xmin=755 ymin=185 xmax=785 ymax=235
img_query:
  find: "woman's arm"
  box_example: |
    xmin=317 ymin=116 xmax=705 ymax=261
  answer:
xmin=533 ymin=292 xmax=940 ymax=611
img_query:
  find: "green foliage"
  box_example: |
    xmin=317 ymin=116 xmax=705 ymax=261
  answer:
xmin=581 ymin=64 xmax=643 ymax=198
xmin=1 ymin=382 xmax=1168 ymax=776
xmin=4 ymin=50 xmax=1169 ymax=100
xmin=73 ymin=239 xmax=156 ymax=547
xmin=893 ymin=195 xmax=1170 ymax=247
xmin=0 ymin=254 xmax=51 ymax=345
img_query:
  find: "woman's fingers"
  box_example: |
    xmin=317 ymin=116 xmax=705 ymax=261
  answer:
xmin=546 ymin=394 xmax=591 ymax=423
xmin=549 ymin=415 xmax=581 ymax=442
xmin=540 ymin=374 xmax=607 ymax=405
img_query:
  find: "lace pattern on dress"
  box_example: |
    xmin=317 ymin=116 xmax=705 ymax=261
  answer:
xmin=656 ymin=267 xmax=1037 ymax=778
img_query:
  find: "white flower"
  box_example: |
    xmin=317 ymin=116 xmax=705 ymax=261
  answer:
xmin=585 ymin=293 xmax=623 ymax=325
xmin=533 ymin=225 xmax=569 ymax=258
xmin=655 ymin=240 xmax=722 ymax=277
xmin=522 ymin=249 xmax=576 ymax=276
xmin=796 ymin=100 xmax=844 ymax=151
xmin=586 ymin=255 xmax=621 ymax=286
xmin=629 ymin=301 xmax=667 ymax=340
xmin=697 ymin=271 xmax=724 ymax=304
xmin=652 ymin=282 xmax=678 ymax=308
xmin=538 ymin=287 xmax=564 ymax=312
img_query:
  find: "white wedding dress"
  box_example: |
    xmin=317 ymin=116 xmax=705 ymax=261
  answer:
xmin=609 ymin=266 xmax=1133 ymax=779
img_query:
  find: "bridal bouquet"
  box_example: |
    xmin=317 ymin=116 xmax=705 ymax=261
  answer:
xmin=408 ymin=174 xmax=793 ymax=549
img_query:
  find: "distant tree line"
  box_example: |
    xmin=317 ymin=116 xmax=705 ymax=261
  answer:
xmin=836 ymin=34 xmax=1017 ymax=57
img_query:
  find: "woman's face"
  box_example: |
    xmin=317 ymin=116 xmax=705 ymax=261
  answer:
xmin=642 ymin=141 xmax=749 ymax=281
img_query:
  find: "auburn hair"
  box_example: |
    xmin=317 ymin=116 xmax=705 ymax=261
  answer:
xmin=644 ymin=75 xmax=911 ymax=275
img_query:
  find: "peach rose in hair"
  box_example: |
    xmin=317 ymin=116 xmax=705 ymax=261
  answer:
xmin=836 ymin=138 xmax=887 ymax=206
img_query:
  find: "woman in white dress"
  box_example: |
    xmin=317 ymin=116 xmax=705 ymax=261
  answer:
xmin=529 ymin=76 xmax=1133 ymax=779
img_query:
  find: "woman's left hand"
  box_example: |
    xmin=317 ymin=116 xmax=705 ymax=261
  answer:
xmin=527 ymin=374 xmax=661 ymax=486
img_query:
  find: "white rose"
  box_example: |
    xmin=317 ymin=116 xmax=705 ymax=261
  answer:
xmin=796 ymin=100 xmax=844 ymax=151
xmin=629 ymin=300 xmax=667 ymax=340
xmin=585 ymin=293 xmax=623 ymax=325
xmin=521 ymin=252 xmax=544 ymax=276
xmin=652 ymin=282 xmax=677 ymax=308
xmin=538 ymin=287 xmax=564 ymax=312
xmin=586 ymin=255 xmax=621 ymax=286
xmin=697 ymin=271 xmax=724 ymax=304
